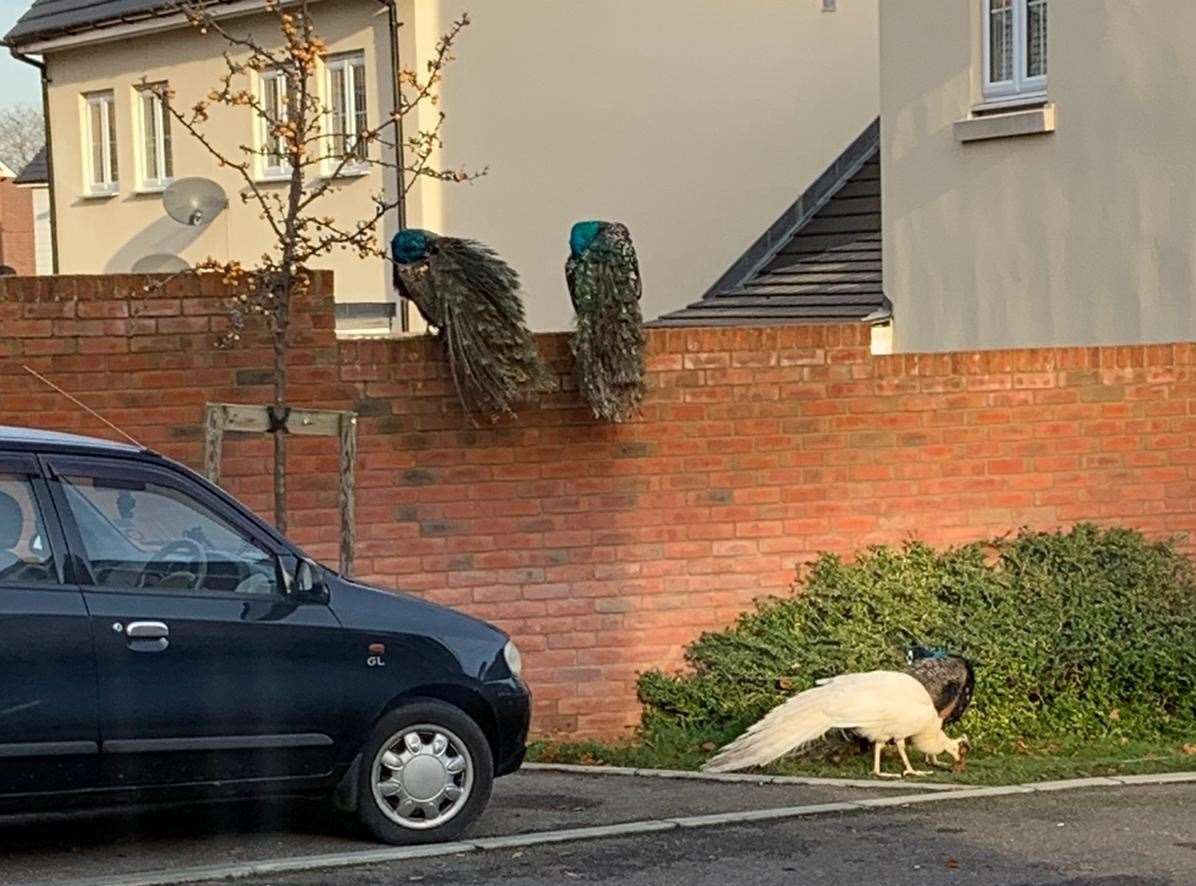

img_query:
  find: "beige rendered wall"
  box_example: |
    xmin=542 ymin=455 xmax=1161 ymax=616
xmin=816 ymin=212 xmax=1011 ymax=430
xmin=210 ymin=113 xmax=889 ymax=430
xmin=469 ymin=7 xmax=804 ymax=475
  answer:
xmin=882 ymin=0 xmax=1196 ymax=353
xmin=406 ymin=0 xmax=880 ymax=330
xmin=43 ymin=0 xmax=398 ymax=304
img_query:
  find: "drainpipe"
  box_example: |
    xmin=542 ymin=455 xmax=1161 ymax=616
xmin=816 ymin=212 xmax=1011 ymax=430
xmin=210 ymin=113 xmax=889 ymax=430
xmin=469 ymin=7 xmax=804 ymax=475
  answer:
xmin=8 ymin=46 xmax=59 ymax=274
xmin=376 ymin=0 xmax=410 ymax=331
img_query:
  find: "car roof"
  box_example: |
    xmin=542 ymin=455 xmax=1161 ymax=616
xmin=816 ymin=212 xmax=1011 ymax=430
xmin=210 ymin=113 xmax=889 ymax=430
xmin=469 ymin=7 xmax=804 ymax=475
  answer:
xmin=0 ymin=425 xmax=145 ymax=455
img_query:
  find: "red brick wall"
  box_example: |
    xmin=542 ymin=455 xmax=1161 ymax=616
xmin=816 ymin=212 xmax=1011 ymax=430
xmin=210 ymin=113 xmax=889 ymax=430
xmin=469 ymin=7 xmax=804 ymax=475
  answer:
xmin=0 ymin=180 xmax=36 ymax=277
xmin=2 ymin=274 xmax=1194 ymax=737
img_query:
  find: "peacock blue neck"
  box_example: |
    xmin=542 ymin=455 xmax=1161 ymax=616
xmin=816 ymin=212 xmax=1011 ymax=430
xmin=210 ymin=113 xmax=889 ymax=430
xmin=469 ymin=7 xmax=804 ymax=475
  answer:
xmin=907 ymin=645 xmax=949 ymax=662
xmin=392 ymin=229 xmax=435 ymax=264
xmin=569 ymin=221 xmax=604 ymax=258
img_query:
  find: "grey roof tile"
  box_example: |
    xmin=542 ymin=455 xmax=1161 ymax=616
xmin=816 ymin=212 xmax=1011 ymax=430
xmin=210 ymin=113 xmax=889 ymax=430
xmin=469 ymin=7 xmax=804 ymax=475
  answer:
xmin=655 ymin=119 xmax=888 ymax=327
xmin=4 ymin=0 xmax=236 ymax=46
xmin=14 ymin=146 xmax=48 ymax=185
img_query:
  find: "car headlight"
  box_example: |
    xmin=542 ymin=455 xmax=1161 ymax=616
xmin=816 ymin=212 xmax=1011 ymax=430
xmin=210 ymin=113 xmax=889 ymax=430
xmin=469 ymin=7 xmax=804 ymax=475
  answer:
xmin=503 ymin=640 xmax=523 ymax=678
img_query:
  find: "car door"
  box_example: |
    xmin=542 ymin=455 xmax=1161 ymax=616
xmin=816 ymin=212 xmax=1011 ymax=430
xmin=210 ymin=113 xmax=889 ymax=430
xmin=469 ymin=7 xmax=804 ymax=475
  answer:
xmin=44 ymin=454 xmax=350 ymax=789
xmin=0 ymin=452 xmax=99 ymax=796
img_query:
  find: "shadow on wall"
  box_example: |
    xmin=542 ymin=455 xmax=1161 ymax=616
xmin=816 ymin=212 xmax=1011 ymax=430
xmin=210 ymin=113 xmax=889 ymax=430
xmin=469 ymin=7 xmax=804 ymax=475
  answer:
xmin=102 ymin=214 xmax=206 ymax=273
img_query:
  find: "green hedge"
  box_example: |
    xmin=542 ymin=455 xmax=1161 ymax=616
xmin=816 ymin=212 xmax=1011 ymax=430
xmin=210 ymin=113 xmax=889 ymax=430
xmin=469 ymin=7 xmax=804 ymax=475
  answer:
xmin=636 ymin=525 xmax=1196 ymax=746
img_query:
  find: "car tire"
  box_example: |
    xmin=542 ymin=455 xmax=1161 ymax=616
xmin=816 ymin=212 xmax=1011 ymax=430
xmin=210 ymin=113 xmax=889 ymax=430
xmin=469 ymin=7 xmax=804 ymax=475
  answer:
xmin=356 ymin=700 xmax=494 ymax=845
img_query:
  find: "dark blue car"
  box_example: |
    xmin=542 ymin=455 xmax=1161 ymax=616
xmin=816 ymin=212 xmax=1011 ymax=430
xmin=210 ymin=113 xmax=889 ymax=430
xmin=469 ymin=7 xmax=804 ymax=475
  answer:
xmin=0 ymin=426 xmax=529 ymax=844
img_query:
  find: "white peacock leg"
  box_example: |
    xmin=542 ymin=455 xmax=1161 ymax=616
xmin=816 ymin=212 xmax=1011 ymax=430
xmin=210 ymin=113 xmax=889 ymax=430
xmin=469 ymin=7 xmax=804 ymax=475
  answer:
xmin=873 ymin=741 xmax=900 ymax=779
xmin=895 ymin=739 xmax=931 ymax=777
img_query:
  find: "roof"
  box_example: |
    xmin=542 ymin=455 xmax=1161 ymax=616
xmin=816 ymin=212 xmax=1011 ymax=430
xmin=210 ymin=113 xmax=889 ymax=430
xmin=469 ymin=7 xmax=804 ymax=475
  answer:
xmin=3 ymin=0 xmax=239 ymax=47
xmin=0 ymin=425 xmax=143 ymax=453
xmin=655 ymin=119 xmax=889 ymax=327
xmin=0 ymin=161 xmax=15 ymax=180
xmin=14 ymin=147 xmax=48 ymax=186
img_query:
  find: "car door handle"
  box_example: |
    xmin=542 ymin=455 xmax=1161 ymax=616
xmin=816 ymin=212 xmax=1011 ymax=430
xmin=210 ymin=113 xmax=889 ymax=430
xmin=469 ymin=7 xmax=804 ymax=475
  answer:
xmin=125 ymin=621 xmax=169 ymax=640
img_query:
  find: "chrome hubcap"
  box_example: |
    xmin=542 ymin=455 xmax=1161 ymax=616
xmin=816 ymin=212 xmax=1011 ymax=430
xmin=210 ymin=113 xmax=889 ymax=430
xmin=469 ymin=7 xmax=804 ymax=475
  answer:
xmin=371 ymin=724 xmax=473 ymax=830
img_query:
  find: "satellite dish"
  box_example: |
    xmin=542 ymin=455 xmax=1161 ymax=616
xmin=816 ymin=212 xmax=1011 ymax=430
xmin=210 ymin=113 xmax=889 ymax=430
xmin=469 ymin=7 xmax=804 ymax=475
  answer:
xmin=132 ymin=254 xmax=190 ymax=274
xmin=163 ymin=177 xmax=228 ymax=226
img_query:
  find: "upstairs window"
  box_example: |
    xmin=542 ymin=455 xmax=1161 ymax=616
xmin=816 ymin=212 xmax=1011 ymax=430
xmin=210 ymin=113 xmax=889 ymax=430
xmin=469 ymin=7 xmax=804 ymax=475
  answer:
xmin=984 ymin=0 xmax=1047 ymax=101
xmin=84 ymin=91 xmax=119 ymax=195
xmin=137 ymin=83 xmax=174 ymax=190
xmin=326 ymin=52 xmax=368 ymax=169
xmin=259 ymin=68 xmax=291 ymax=179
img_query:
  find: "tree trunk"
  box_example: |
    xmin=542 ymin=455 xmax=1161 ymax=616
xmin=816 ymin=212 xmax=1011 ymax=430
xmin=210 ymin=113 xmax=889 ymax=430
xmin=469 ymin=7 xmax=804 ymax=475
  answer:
xmin=273 ymin=423 xmax=287 ymax=533
xmin=272 ymin=275 xmax=289 ymax=534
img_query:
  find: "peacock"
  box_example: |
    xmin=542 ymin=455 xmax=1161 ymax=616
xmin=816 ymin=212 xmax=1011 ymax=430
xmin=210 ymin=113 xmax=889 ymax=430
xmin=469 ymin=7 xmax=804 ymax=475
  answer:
xmin=817 ymin=647 xmax=976 ymax=765
xmin=392 ymin=229 xmax=553 ymax=422
xmin=565 ymin=221 xmax=647 ymax=423
xmin=704 ymin=670 xmax=969 ymax=777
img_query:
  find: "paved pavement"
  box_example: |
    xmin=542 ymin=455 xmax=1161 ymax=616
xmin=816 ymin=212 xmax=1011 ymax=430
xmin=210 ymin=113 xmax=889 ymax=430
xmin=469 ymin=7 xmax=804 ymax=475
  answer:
xmin=249 ymin=784 xmax=1196 ymax=886
xmin=1 ymin=772 xmax=1191 ymax=885
xmin=0 ymin=772 xmax=875 ymax=886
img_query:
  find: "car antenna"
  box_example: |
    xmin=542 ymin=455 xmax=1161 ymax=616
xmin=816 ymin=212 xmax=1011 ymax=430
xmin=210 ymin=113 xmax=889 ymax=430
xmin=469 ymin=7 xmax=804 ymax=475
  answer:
xmin=22 ymin=364 xmax=144 ymax=449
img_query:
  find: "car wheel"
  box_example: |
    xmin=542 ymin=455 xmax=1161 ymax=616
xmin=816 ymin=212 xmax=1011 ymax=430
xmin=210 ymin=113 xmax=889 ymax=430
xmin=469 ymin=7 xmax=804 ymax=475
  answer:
xmin=356 ymin=700 xmax=494 ymax=845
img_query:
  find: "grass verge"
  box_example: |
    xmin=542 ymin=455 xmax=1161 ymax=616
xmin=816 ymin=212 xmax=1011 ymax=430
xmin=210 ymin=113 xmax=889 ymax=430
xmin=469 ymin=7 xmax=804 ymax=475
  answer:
xmin=528 ymin=726 xmax=1196 ymax=786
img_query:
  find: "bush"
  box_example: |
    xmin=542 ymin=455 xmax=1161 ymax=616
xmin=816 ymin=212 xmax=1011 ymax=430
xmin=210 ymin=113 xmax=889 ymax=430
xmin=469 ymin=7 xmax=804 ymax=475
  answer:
xmin=636 ymin=525 xmax=1196 ymax=747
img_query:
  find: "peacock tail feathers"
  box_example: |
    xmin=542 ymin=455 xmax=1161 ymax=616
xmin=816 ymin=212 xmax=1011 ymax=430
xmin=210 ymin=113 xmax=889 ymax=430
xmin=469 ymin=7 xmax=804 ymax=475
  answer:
xmin=392 ymin=229 xmax=554 ymax=423
xmin=565 ymin=221 xmax=647 ymax=423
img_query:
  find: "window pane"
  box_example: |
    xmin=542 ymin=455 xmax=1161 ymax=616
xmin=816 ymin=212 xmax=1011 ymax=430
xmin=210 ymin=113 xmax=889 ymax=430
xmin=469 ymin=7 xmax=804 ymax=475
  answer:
xmin=1027 ymin=0 xmax=1047 ymax=78
xmin=989 ymin=0 xmax=1013 ymax=83
xmin=62 ymin=474 xmax=280 ymax=597
xmin=264 ymin=75 xmax=284 ymax=168
xmin=0 ymin=473 xmax=57 ymax=586
xmin=107 ymin=98 xmax=118 ymax=184
xmin=330 ymin=65 xmax=348 ymax=160
xmin=90 ymin=102 xmax=105 ymax=186
xmin=352 ymin=59 xmax=368 ymax=162
xmin=141 ymin=92 xmax=160 ymax=181
xmin=162 ymin=96 xmax=173 ymax=179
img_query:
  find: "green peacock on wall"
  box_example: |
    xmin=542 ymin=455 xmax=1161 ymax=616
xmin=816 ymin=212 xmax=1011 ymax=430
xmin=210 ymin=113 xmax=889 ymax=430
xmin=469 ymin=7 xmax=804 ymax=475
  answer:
xmin=391 ymin=229 xmax=553 ymax=423
xmin=565 ymin=221 xmax=647 ymax=423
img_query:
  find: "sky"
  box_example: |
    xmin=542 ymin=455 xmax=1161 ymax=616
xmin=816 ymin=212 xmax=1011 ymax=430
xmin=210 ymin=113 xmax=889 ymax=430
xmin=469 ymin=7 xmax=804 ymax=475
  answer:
xmin=0 ymin=0 xmax=43 ymax=109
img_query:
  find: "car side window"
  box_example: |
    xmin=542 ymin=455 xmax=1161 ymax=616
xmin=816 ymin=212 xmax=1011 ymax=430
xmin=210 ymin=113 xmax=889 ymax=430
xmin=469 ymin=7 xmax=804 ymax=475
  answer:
xmin=0 ymin=472 xmax=58 ymax=586
xmin=58 ymin=472 xmax=281 ymax=597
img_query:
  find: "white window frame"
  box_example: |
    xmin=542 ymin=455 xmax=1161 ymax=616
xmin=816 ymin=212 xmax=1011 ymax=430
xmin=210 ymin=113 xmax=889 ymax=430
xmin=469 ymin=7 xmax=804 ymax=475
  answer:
xmin=257 ymin=68 xmax=292 ymax=181
xmin=83 ymin=91 xmax=119 ymax=197
xmin=982 ymin=0 xmax=1047 ymax=102
xmin=324 ymin=52 xmax=369 ymax=175
xmin=135 ymin=83 xmax=174 ymax=192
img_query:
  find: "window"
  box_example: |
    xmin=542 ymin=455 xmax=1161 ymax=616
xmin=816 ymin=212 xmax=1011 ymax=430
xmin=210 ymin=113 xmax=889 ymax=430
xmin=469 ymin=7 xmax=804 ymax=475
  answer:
xmin=60 ymin=472 xmax=280 ymax=597
xmin=84 ymin=91 xmax=119 ymax=195
xmin=326 ymin=53 xmax=368 ymax=168
xmin=983 ymin=0 xmax=1047 ymax=100
xmin=0 ymin=473 xmax=57 ymax=586
xmin=260 ymin=68 xmax=291 ymax=178
xmin=136 ymin=83 xmax=174 ymax=190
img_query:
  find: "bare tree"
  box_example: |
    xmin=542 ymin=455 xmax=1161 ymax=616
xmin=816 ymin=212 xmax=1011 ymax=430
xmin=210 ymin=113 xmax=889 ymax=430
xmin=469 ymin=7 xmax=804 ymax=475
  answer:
xmin=158 ymin=0 xmax=481 ymax=532
xmin=0 ymin=104 xmax=45 ymax=173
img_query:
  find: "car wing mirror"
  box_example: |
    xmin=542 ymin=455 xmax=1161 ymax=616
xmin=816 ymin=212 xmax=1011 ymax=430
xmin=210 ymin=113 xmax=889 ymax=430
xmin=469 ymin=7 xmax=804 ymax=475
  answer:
xmin=291 ymin=558 xmax=330 ymax=605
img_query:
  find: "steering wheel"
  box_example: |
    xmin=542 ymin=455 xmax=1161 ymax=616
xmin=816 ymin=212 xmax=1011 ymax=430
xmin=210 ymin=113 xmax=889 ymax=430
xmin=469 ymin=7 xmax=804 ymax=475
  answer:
xmin=137 ymin=539 xmax=209 ymax=591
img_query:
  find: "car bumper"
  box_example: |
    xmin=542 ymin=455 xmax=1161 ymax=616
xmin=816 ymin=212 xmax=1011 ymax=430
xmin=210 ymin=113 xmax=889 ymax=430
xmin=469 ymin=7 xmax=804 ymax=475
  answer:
xmin=488 ymin=677 xmax=531 ymax=776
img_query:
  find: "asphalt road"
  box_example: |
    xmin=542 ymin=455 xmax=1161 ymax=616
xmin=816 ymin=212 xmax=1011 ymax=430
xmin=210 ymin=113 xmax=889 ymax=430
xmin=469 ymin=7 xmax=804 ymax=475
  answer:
xmin=0 ymin=772 xmax=873 ymax=885
xmin=249 ymin=784 xmax=1196 ymax=886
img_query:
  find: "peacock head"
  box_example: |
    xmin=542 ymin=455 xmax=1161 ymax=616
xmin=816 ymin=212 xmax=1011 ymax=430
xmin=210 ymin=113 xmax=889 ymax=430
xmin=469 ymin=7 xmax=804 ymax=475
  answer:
xmin=392 ymin=229 xmax=437 ymax=265
xmin=569 ymin=220 xmax=604 ymax=258
xmin=906 ymin=645 xmax=947 ymax=665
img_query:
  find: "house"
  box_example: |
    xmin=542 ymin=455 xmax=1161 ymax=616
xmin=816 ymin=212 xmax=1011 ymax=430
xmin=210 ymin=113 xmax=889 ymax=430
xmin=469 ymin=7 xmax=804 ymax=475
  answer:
xmin=0 ymin=161 xmax=36 ymax=276
xmin=880 ymin=0 xmax=1196 ymax=353
xmin=3 ymin=0 xmax=880 ymax=335
xmin=13 ymin=148 xmax=55 ymax=276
